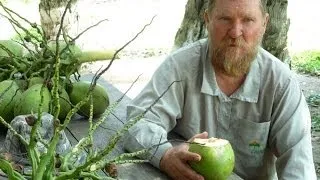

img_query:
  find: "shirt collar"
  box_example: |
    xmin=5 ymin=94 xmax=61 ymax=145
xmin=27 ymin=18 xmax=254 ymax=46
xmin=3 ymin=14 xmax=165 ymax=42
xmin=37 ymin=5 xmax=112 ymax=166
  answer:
xmin=200 ymin=40 xmax=261 ymax=103
xmin=230 ymin=58 xmax=260 ymax=103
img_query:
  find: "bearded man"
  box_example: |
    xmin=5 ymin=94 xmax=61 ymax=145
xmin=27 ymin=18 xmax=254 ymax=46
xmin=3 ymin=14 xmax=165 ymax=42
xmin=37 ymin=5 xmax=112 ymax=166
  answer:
xmin=123 ymin=0 xmax=317 ymax=179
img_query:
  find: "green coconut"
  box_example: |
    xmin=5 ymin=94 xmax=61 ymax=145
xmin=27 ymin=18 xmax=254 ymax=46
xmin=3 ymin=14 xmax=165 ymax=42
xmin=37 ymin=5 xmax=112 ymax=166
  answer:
xmin=78 ymin=50 xmax=118 ymax=62
xmin=0 ymin=40 xmax=26 ymax=81
xmin=28 ymin=76 xmax=45 ymax=88
xmin=43 ymin=41 xmax=82 ymax=59
xmin=14 ymin=84 xmax=51 ymax=116
xmin=189 ymin=138 xmax=235 ymax=180
xmin=0 ymin=80 xmax=22 ymax=122
xmin=0 ymin=40 xmax=24 ymax=58
xmin=68 ymin=81 xmax=109 ymax=118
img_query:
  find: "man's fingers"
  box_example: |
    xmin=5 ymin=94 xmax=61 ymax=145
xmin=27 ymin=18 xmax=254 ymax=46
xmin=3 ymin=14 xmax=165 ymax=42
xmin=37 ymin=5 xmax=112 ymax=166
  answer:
xmin=175 ymin=161 xmax=204 ymax=180
xmin=160 ymin=144 xmax=205 ymax=180
xmin=188 ymin=131 xmax=208 ymax=142
xmin=168 ymin=160 xmax=203 ymax=180
xmin=178 ymin=150 xmax=201 ymax=162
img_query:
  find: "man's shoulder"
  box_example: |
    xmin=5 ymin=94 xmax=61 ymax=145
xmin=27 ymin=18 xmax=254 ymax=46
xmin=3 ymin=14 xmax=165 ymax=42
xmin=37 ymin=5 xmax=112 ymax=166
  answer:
xmin=258 ymin=47 xmax=292 ymax=75
xmin=157 ymin=39 xmax=207 ymax=80
xmin=169 ymin=39 xmax=207 ymax=61
xmin=257 ymin=47 xmax=295 ymax=86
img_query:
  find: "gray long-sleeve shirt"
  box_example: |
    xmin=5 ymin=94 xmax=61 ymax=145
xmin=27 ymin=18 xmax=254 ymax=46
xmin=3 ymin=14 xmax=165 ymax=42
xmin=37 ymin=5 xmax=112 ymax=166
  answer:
xmin=124 ymin=39 xmax=316 ymax=180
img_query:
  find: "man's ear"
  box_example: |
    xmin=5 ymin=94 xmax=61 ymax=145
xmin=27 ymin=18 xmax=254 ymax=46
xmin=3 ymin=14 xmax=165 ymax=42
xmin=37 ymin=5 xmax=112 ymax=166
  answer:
xmin=204 ymin=9 xmax=209 ymax=26
xmin=263 ymin=13 xmax=269 ymax=30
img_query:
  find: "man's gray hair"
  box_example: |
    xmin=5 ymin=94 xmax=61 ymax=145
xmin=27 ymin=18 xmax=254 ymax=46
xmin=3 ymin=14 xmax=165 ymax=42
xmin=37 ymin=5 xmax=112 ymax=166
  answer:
xmin=207 ymin=0 xmax=267 ymax=14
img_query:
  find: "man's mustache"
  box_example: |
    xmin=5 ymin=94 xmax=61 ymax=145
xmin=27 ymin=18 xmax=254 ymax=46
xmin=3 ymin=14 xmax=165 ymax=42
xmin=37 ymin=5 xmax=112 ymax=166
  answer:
xmin=222 ymin=38 xmax=247 ymax=48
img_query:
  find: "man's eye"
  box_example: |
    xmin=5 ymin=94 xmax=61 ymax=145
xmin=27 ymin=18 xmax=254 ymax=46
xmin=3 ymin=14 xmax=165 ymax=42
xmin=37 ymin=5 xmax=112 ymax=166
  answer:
xmin=219 ymin=17 xmax=231 ymax=21
xmin=244 ymin=18 xmax=254 ymax=23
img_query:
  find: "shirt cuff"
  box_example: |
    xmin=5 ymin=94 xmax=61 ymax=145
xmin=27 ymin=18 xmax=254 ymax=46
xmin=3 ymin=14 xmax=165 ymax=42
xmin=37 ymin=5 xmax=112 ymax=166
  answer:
xmin=149 ymin=141 xmax=173 ymax=169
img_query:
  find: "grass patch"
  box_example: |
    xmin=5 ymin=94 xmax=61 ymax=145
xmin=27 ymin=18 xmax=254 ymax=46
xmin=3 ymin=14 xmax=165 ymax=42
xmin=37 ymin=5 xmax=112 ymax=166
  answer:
xmin=312 ymin=114 xmax=320 ymax=132
xmin=307 ymin=94 xmax=320 ymax=132
xmin=307 ymin=94 xmax=320 ymax=107
xmin=292 ymin=50 xmax=320 ymax=76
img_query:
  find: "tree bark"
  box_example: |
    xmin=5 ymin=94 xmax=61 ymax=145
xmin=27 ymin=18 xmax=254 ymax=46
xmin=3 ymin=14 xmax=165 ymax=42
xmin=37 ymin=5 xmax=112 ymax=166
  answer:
xmin=173 ymin=0 xmax=207 ymax=50
xmin=174 ymin=0 xmax=290 ymax=64
xmin=262 ymin=0 xmax=290 ymax=64
xmin=39 ymin=0 xmax=78 ymax=41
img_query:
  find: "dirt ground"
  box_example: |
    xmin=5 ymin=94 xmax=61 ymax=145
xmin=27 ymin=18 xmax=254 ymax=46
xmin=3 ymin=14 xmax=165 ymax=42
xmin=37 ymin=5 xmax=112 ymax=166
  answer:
xmin=295 ymin=73 xmax=320 ymax=178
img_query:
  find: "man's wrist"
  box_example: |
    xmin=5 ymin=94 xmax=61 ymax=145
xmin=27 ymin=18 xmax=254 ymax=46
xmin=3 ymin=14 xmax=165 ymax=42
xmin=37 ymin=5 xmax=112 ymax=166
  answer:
xmin=159 ymin=147 xmax=173 ymax=171
xmin=150 ymin=142 xmax=173 ymax=169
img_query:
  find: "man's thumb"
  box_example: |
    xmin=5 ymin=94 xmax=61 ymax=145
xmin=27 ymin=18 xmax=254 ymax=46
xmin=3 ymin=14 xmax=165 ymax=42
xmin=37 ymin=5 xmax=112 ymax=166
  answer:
xmin=188 ymin=131 xmax=208 ymax=142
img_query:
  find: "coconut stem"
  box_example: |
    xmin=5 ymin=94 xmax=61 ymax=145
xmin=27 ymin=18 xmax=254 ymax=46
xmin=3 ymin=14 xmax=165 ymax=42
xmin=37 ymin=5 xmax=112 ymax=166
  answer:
xmin=29 ymin=84 xmax=51 ymax=176
xmin=0 ymin=158 xmax=27 ymax=180
xmin=76 ymin=50 xmax=119 ymax=63
xmin=34 ymin=0 xmax=74 ymax=177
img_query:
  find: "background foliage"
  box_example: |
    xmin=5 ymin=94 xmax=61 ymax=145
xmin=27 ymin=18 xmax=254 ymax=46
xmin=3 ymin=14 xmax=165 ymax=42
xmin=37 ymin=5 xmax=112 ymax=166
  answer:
xmin=292 ymin=50 xmax=320 ymax=76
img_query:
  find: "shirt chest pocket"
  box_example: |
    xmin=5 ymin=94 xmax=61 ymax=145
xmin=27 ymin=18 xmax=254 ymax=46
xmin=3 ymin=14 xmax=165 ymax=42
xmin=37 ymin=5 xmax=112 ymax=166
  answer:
xmin=230 ymin=118 xmax=271 ymax=168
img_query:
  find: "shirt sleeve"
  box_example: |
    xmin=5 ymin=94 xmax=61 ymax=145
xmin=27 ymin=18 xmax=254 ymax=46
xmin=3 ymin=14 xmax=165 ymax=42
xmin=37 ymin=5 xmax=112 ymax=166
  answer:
xmin=269 ymin=76 xmax=317 ymax=179
xmin=123 ymin=55 xmax=185 ymax=169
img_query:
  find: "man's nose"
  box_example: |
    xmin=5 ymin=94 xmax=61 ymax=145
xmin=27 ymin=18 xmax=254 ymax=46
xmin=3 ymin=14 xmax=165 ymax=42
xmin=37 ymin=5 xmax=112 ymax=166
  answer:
xmin=228 ymin=22 xmax=243 ymax=38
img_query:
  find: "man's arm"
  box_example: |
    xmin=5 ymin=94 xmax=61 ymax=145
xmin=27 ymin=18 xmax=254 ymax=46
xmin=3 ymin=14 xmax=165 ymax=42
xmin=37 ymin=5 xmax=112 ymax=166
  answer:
xmin=269 ymin=76 xmax=317 ymax=179
xmin=123 ymin=56 xmax=185 ymax=168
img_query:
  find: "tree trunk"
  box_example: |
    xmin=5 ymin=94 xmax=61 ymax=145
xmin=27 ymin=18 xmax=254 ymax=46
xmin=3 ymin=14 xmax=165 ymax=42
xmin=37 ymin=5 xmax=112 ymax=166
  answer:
xmin=174 ymin=0 xmax=290 ymax=64
xmin=262 ymin=0 xmax=290 ymax=65
xmin=173 ymin=0 xmax=207 ymax=50
xmin=39 ymin=0 xmax=78 ymax=41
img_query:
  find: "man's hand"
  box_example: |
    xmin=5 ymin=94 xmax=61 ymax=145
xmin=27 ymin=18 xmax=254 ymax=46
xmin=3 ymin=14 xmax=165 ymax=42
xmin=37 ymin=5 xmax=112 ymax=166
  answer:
xmin=159 ymin=132 xmax=208 ymax=180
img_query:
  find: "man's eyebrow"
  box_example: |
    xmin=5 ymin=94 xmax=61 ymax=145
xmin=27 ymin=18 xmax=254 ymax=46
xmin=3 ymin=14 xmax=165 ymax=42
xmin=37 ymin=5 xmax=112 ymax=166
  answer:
xmin=214 ymin=11 xmax=231 ymax=17
xmin=216 ymin=11 xmax=257 ymax=18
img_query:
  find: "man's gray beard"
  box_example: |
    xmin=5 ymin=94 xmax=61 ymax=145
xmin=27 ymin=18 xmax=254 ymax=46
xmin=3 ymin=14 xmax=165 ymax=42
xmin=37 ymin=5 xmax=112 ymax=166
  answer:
xmin=211 ymin=41 xmax=260 ymax=77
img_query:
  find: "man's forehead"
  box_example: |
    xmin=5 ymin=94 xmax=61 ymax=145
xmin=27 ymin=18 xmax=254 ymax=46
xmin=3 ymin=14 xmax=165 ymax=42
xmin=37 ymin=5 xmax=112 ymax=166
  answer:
xmin=214 ymin=0 xmax=261 ymax=9
xmin=213 ymin=0 xmax=262 ymax=15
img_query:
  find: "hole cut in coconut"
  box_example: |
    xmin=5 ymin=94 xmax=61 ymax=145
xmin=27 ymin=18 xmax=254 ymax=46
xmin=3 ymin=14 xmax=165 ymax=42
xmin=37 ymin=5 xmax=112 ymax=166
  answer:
xmin=193 ymin=137 xmax=229 ymax=147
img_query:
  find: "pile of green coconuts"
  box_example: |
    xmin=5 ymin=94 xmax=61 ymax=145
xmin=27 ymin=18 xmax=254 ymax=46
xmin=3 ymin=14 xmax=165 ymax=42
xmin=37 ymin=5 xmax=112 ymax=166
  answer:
xmin=0 ymin=39 xmax=112 ymax=127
